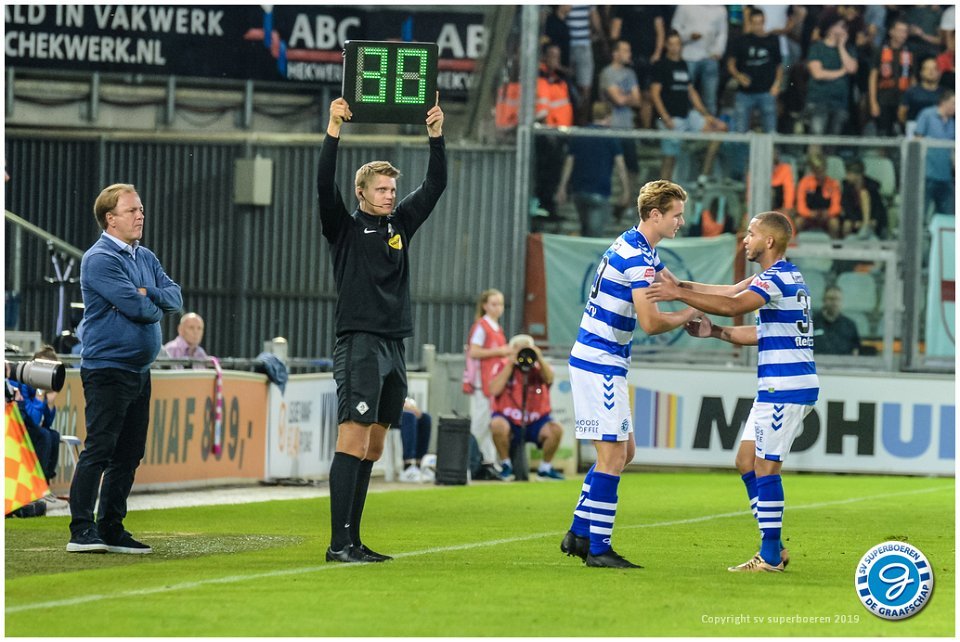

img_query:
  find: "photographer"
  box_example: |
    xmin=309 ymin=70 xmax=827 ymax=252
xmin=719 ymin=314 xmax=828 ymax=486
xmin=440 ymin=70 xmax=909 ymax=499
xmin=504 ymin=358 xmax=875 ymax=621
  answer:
xmin=488 ymin=335 xmax=565 ymax=481
xmin=7 ymin=345 xmax=62 ymax=484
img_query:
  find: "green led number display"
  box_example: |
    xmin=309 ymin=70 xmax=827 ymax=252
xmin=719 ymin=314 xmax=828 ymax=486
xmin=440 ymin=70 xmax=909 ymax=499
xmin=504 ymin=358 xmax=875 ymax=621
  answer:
xmin=395 ymin=48 xmax=428 ymax=105
xmin=342 ymin=41 xmax=438 ymax=124
xmin=357 ymin=46 xmax=389 ymax=103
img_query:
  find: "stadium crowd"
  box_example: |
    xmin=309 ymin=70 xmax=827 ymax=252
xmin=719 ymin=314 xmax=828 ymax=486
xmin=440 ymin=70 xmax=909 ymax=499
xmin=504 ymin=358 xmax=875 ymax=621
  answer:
xmin=499 ymin=5 xmax=956 ymax=240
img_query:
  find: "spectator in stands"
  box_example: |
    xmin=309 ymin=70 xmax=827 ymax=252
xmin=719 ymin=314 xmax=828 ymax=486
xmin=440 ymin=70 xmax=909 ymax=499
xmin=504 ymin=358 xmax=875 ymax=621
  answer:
xmin=905 ymin=5 xmax=943 ymax=62
xmin=671 ymin=4 xmax=728 ymax=116
xmin=651 ymin=30 xmax=727 ymax=182
xmin=599 ymin=39 xmax=641 ymax=195
xmin=565 ymin=5 xmax=603 ymax=125
xmin=804 ymin=11 xmax=859 ymax=136
xmin=841 ymin=160 xmax=887 ymax=239
xmin=542 ymin=6 xmax=572 ymax=74
xmin=863 ymin=5 xmax=888 ymax=51
xmin=751 ymin=5 xmax=804 ymax=76
xmin=915 ymin=89 xmax=956 ymax=217
xmin=163 ymin=312 xmax=208 ymax=368
xmin=9 ymin=345 xmax=62 ymax=484
xmin=397 ymin=397 xmax=434 ymax=484
xmin=488 ymin=334 xmax=565 ymax=481
xmin=868 ymin=19 xmax=913 ymax=136
xmin=533 ymin=44 xmax=574 ymax=222
xmin=728 ymin=8 xmax=783 ymax=134
xmin=813 ymin=285 xmax=862 ymax=355
xmin=937 ymin=7 xmax=955 ymax=90
xmin=609 ymin=5 xmax=666 ymax=129
xmin=796 ymin=154 xmax=841 ymax=238
xmin=900 ymin=56 xmax=944 ymax=138
xmin=688 ymin=196 xmax=738 ymax=237
xmin=555 ymin=102 xmax=630 ymax=238
xmin=771 ymin=149 xmax=797 ymax=219
xmin=941 ymin=5 xmax=956 ymax=54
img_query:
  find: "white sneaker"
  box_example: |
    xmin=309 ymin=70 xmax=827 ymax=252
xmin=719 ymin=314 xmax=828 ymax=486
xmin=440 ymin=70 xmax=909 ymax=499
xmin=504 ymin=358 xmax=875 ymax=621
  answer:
xmin=399 ymin=465 xmax=422 ymax=483
xmin=420 ymin=466 xmax=436 ymax=483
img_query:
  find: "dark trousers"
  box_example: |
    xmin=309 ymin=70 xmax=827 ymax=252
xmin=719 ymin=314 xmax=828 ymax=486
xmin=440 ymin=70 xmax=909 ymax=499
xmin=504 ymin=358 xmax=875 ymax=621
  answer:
xmin=400 ymin=411 xmax=431 ymax=461
xmin=69 ymin=368 xmax=151 ymax=538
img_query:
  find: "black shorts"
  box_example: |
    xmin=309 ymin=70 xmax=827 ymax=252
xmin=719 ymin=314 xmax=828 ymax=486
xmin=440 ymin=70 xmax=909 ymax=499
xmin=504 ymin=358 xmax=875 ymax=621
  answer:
xmin=333 ymin=332 xmax=407 ymax=427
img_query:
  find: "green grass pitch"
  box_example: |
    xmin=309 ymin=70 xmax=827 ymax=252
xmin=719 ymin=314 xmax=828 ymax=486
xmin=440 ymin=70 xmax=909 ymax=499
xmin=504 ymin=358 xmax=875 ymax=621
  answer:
xmin=4 ymin=472 xmax=954 ymax=637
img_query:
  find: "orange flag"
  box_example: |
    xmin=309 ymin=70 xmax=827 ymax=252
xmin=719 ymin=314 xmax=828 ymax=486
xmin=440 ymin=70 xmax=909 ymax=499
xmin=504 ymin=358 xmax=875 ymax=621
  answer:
xmin=5 ymin=401 xmax=49 ymax=515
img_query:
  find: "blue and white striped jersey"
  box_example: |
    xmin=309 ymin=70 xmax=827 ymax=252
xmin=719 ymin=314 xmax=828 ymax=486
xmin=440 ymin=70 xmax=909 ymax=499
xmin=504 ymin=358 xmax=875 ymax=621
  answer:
xmin=569 ymin=228 xmax=663 ymax=377
xmin=749 ymin=260 xmax=819 ymax=404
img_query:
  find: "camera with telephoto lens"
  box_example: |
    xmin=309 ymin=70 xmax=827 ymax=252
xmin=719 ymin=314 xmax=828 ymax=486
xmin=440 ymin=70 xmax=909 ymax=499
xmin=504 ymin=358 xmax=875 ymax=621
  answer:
xmin=515 ymin=347 xmax=538 ymax=373
xmin=6 ymin=359 xmax=66 ymax=392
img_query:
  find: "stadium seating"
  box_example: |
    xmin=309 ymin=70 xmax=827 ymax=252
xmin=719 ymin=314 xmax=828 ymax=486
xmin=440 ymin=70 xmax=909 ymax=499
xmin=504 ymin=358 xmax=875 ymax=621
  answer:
xmin=863 ymin=155 xmax=897 ymax=198
xmin=836 ymin=271 xmax=878 ymax=313
xmin=825 ymin=155 xmax=846 ymax=184
xmin=845 ymin=310 xmax=875 ymax=338
xmin=801 ymin=269 xmax=828 ymax=304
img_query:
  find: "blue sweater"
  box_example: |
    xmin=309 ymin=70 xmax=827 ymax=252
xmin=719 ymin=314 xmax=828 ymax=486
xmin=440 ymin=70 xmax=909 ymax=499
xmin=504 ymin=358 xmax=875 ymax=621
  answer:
xmin=78 ymin=234 xmax=182 ymax=372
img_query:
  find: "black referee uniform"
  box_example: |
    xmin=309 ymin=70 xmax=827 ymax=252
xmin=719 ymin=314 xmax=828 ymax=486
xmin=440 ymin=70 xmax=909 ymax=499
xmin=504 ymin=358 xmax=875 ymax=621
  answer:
xmin=317 ymin=131 xmax=446 ymax=560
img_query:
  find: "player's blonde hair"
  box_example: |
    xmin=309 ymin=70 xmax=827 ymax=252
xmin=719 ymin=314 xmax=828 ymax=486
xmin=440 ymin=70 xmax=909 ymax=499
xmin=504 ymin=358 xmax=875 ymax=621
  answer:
xmin=474 ymin=288 xmax=503 ymax=320
xmin=93 ymin=183 xmax=137 ymax=230
xmin=637 ymin=180 xmax=688 ymax=221
xmin=355 ymin=161 xmax=400 ymax=191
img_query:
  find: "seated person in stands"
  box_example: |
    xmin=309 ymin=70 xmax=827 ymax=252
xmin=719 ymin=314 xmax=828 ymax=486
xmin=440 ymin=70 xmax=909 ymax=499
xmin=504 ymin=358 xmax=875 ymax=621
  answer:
xmin=796 ymin=154 xmax=841 ymax=239
xmin=840 ymin=160 xmax=888 ymax=239
xmin=163 ymin=312 xmax=208 ymax=368
xmin=771 ymin=149 xmax=797 ymax=220
xmin=398 ymin=397 xmax=434 ymax=483
xmin=688 ymin=197 xmax=739 ymax=237
xmin=488 ymin=334 xmax=565 ymax=481
xmin=813 ymin=285 xmax=862 ymax=355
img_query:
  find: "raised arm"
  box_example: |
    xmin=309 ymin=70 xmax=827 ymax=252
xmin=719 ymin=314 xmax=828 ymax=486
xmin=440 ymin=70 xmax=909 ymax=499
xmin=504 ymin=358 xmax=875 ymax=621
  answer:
xmin=317 ymin=98 xmax=353 ymax=242
xmin=395 ymin=101 xmax=447 ymax=236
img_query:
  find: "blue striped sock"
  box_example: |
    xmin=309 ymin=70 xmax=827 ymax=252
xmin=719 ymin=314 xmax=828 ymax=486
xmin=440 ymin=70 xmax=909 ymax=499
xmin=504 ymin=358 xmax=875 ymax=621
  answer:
xmin=756 ymin=474 xmax=784 ymax=566
xmin=569 ymin=463 xmax=596 ymax=537
xmin=585 ymin=471 xmax=619 ymax=556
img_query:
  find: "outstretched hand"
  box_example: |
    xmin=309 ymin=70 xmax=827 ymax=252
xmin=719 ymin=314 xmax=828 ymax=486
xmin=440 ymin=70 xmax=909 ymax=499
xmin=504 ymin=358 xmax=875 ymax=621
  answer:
xmin=645 ymin=281 xmax=681 ymax=303
xmin=426 ymin=92 xmax=443 ymax=137
xmin=685 ymin=316 xmax=713 ymax=338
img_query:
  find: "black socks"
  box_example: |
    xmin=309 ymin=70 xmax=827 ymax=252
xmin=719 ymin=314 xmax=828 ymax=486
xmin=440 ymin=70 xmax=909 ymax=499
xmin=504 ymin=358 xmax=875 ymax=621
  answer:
xmin=329 ymin=452 xmax=361 ymax=551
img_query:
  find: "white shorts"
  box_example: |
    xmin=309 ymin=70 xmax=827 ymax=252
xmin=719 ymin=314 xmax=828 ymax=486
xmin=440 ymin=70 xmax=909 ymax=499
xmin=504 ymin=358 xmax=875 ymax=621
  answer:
xmin=568 ymin=365 xmax=633 ymax=442
xmin=739 ymin=401 xmax=814 ymax=462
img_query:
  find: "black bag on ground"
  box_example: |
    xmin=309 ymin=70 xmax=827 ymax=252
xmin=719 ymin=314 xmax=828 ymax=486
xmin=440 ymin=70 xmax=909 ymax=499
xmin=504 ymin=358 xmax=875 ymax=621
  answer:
xmin=435 ymin=416 xmax=471 ymax=485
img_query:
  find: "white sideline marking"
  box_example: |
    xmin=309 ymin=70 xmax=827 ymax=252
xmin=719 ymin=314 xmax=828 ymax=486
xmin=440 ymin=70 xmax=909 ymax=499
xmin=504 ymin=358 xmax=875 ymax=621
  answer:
xmin=6 ymin=484 xmax=951 ymax=614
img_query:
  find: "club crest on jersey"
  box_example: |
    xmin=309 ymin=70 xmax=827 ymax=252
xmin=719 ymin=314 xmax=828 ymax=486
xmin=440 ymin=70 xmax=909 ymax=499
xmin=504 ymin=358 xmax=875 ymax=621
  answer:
xmin=388 ymin=234 xmax=403 ymax=250
xmin=620 ymin=419 xmax=630 ymax=434
xmin=644 ymin=267 xmax=656 ymax=278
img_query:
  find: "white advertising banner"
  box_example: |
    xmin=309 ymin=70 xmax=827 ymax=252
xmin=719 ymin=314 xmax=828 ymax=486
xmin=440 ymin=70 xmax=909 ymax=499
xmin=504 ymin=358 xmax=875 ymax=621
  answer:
xmin=547 ymin=363 xmax=955 ymax=476
xmin=265 ymin=373 xmax=430 ymax=480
